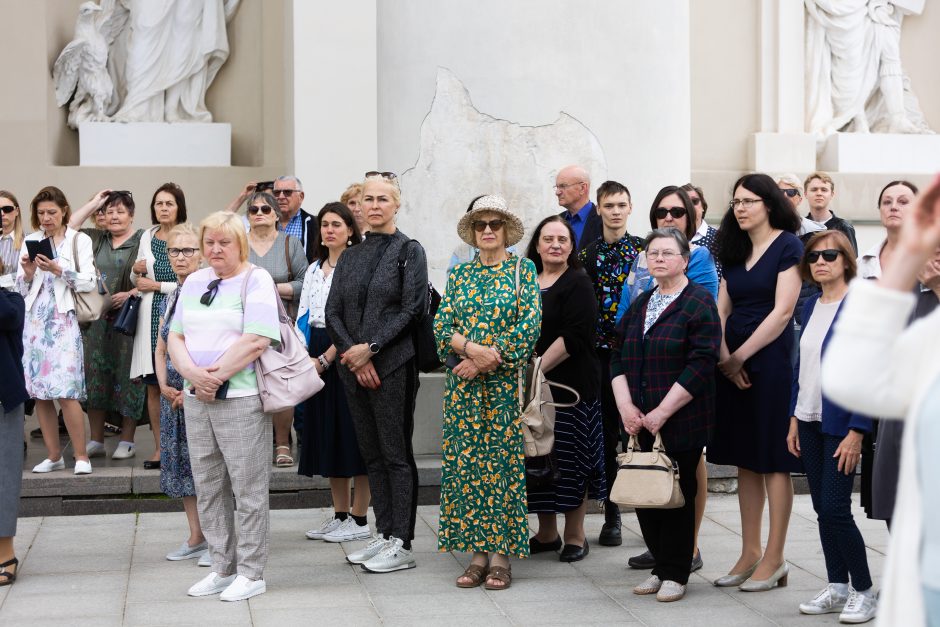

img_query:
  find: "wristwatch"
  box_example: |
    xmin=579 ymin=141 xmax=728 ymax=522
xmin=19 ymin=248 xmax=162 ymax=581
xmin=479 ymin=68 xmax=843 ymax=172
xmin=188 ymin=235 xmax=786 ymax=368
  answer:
xmin=368 ymin=342 xmax=381 ymax=354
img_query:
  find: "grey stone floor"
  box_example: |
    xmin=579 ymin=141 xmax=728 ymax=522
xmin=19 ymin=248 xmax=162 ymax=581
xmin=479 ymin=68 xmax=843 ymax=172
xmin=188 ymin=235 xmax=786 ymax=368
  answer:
xmin=0 ymin=494 xmax=888 ymax=626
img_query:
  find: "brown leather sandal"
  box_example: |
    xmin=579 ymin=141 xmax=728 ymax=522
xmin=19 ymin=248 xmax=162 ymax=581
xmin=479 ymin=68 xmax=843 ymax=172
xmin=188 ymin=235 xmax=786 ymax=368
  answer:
xmin=484 ymin=565 xmax=512 ymax=590
xmin=455 ymin=563 xmax=488 ymax=588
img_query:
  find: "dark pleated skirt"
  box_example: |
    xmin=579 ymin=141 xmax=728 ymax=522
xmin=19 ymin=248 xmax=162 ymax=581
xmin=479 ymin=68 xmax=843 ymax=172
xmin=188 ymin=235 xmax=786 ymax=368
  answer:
xmin=297 ymin=327 xmax=367 ymax=478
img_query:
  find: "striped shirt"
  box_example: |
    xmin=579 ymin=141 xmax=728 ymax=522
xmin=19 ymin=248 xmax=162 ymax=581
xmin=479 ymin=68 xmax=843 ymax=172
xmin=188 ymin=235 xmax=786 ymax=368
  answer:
xmin=169 ymin=266 xmax=280 ymax=397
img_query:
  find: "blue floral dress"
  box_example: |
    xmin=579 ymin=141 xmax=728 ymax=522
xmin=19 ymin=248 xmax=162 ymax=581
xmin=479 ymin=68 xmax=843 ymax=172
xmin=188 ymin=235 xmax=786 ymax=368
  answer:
xmin=158 ymin=289 xmax=195 ymax=498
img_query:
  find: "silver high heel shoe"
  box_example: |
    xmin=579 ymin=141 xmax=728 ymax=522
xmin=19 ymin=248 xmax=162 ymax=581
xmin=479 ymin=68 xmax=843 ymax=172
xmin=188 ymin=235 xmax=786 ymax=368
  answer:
xmin=713 ymin=560 xmax=760 ymax=587
xmin=739 ymin=561 xmax=789 ymax=591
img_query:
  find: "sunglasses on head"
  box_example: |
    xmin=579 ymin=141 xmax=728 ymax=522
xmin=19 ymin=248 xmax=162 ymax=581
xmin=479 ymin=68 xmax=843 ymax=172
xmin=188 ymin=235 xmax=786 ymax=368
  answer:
xmin=807 ymin=249 xmax=841 ymax=263
xmin=248 ymin=205 xmax=274 ymax=215
xmin=473 ymin=219 xmax=505 ymax=233
xmin=200 ymin=278 xmax=222 ymax=306
xmin=365 ymin=171 xmax=398 ymax=180
xmin=653 ymin=207 xmax=687 ymax=220
xmin=781 ymin=188 xmax=801 ymax=198
xmin=0 ymin=205 xmax=17 ymax=214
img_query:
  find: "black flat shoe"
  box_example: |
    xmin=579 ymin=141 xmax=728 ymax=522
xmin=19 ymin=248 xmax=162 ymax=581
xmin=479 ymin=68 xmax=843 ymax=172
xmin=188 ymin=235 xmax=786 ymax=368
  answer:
xmin=143 ymin=460 xmax=161 ymax=470
xmin=559 ymin=540 xmax=589 ymax=562
xmin=0 ymin=557 xmax=18 ymax=586
xmin=628 ymin=549 xmax=656 ymax=569
xmin=529 ymin=536 xmax=562 ymax=554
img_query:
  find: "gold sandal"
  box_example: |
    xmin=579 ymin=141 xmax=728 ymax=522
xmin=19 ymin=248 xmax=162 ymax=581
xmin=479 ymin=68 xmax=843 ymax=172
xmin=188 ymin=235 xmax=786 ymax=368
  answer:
xmin=456 ymin=563 xmax=488 ymax=588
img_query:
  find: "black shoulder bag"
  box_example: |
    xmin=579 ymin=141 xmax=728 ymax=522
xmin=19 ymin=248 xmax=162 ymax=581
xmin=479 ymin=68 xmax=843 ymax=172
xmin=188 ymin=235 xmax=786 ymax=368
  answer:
xmin=398 ymin=239 xmax=442 ymax=373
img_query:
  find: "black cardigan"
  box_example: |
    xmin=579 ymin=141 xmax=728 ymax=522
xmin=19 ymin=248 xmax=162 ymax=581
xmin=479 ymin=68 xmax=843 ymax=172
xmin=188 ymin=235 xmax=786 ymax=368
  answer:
xmin=0 ymin=289 xmax=27 ymax=410
xmin=535 ymin=266 xmax=600 ymax=403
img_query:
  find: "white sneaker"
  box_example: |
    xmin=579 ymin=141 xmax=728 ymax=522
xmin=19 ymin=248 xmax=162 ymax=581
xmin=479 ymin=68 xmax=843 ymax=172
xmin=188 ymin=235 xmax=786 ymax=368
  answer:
xmin=219 ymin=575 xmax=266 ymax=602
xmin=73 ymin=459 xmax=93 ymax=475
xmin=656 ymin=580 xmax=686 ymax=602
xmin=633 ymin=574 xmax=663 ymax=595
xmin=360 ymin=537 xmax=416 ymax=573
xmin=32 ymin=458 xmax=65 ymax=473
xmin=305 ymin=515 xmax=342 ymax=540
xmin=323 ymin=517 xmax=371 ymax=543
xmin=345 ymin=535 xmax=388 ymax=565
xmin=839 ymin=589 xmax=877 ymax=624
xmin=111 ymin=441 xmax=136 ymax=459
xmin=86 ymin=441 xmax=106 ymax=458
xmin=800 ymin=584 xmax=849 ymax=615
xmin=198 ymin=552 xmax=212 ymax=567
xmin=187 ymin=572 xmax=237 ymax=597
xmin=166 ymin=541 xmax=208 ymax=561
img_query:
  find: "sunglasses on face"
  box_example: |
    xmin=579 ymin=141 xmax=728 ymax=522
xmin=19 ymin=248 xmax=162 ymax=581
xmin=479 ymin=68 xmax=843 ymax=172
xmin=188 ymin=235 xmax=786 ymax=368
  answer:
xmin=653 ymin=207 xmax=687 ymax=220
xmin=780 ymin=188 xmax=801 ymax=198
xmin=473 ymin=219 xmax=505 ymax=233
xmin=807 ymin=249 xmax=841 ymax=263
xmin=273 ymin=189 xmax=298 ymax=197
xmin=167 ymin=247 xmax=197 ymax=258
xmin=248 ymin=205 xmax=274 ymax=215
xmin=200 ymin=278 xmax=222 ymax=306
xmin=365 ymin=171 xmax=398 ymax=180
xmin=0 ymin=205 xmax=16 ymax=214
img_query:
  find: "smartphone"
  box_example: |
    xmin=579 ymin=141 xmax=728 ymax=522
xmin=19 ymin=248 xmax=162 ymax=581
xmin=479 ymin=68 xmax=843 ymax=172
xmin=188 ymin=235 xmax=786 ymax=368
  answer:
xmin=187 ymin=380 xmax=230 ymax=399
xmin=445 ymin=353 xmax=463 ymax=370
xmin=255 ymin=181 xmax=275 ymax=193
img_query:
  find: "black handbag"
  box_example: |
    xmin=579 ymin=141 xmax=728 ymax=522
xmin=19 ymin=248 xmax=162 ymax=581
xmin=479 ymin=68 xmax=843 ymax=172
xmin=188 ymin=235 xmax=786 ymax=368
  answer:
xmin=113 ymin=294 xmax=141 ymax=336
xmin=398 ymin=240 xmax=443 ymax=373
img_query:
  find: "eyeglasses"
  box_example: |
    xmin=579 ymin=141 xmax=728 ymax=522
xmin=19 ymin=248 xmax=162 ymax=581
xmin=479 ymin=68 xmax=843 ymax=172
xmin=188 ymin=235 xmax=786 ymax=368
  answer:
xmin=473 ymin=219 xmax=505 ymax=233
xmin=273 ymin=189 xmax=298 ymax=197
xmin=729 ymin=198 xmax=763 ymax=209
xmin=780 ymin=188 xmax=801 ymax=198
xmin=553 ymin=182 xmax=584 ymax=192
xmin=248 ymin=205 xmax=274 ymax=215
xmin=807 ymin=249 xmax=841 ymax=263
xmin=647 ymin=250 xmax=681 ymax=260
xmin=653 ymin=207 xmax=687 ymax=220
xmin=0 ymin=205 xmax=17 ymax=214
xmin=167 ymin=247 xmax=197 ymax=258
xmin=365 ymin=171 xmax=398 ymax=180
xmin=200 ymin=278 xmax=222 ymax=306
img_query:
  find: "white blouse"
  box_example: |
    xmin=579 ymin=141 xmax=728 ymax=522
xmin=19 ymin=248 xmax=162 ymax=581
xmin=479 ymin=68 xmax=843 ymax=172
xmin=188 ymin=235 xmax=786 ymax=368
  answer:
xmin=299 ymin=261 xmax=334 ymax=329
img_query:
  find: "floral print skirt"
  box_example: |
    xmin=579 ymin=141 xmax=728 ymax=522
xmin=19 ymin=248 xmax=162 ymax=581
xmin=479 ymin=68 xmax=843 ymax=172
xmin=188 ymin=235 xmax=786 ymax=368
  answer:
xmin=22 ymin=276 xmax=85 ymax=401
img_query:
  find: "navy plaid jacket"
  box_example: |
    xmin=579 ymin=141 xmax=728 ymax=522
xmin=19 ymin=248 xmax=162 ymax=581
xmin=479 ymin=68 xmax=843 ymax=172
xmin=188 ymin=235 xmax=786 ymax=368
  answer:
xmin=610 ymin=281 xmax=721 ymax=452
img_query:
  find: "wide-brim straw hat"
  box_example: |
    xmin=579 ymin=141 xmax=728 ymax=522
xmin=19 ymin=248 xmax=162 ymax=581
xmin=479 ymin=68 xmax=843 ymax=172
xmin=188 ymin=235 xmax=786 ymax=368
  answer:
xmin=456 ymin=195 xmax=525 ymax=247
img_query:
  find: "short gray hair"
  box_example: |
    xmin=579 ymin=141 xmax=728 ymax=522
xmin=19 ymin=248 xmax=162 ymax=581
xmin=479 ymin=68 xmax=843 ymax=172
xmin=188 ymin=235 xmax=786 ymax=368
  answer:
xmin=644 ymin=227 xmax=690 ymax=260
xmin=775 ymin=173 xmax=803 ymax=196
xmin=275 ymin=175 xmax=303 ymax=191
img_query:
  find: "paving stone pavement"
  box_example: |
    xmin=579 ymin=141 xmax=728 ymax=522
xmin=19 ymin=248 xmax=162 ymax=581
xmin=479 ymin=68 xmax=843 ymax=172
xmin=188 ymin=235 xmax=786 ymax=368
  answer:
xmin=0 ymin=494 xmax=888 ymax=626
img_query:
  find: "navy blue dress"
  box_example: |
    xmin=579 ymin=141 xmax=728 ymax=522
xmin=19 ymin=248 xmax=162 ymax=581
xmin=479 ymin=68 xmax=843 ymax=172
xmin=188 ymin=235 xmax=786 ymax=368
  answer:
xmin=708 ymin=232 xmax=803 ymax=474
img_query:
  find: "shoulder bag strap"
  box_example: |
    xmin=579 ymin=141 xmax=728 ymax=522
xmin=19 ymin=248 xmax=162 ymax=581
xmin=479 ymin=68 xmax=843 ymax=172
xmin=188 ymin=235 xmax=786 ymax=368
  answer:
xmin=72 ymin=232 xmax=80 ymax=273
xmin=284 ymin=234 xmax=293 ymax=282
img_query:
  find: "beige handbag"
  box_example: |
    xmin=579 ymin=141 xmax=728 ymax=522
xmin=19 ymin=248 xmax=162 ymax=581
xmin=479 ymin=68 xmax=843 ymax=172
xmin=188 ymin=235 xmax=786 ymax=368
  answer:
xmin=519 ymin=354 xmax=580 ymax=457
xmin=71 ymin=233 xmax=112 ymax=324
xmin=609 ymin=433 xmax=685 ymax=509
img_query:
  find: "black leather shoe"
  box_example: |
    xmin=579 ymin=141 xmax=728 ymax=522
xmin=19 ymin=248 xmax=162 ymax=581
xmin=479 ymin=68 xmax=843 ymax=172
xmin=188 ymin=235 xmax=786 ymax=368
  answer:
xmin=559 ymin=540 xmax=589 ymax=562
xmin=529 ymin=536 xmax=562 ymax=554
xmin=598 ymin=503 xmax=622 ymax=546
xmin=628 ymin=549 xmax=656 ymax=569
xmin=143 ymin=460 xmax=161 ymax=470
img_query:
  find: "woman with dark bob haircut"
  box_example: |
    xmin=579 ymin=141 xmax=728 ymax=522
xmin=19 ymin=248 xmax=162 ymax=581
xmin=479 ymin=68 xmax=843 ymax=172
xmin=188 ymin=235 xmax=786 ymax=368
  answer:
xmin=710 ymin=173 xmax=803 ymax=592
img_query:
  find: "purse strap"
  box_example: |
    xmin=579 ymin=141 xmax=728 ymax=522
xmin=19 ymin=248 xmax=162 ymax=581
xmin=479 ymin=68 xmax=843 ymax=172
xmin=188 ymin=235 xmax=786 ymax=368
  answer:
xmin=626 ymin=432 xmax=666 ymax=452
xmin=284 ymin=234 xmax=293 ymax=282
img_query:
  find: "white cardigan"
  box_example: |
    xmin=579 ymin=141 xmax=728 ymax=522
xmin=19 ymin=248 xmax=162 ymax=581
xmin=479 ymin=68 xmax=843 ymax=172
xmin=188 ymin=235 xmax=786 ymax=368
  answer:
xmin=129 ymin=226 xmax=177 ymax=378
xmin=16 ymin=228 xmax=96 ymax=313
xmin=822 ymin=278 xmax=940 ymax=627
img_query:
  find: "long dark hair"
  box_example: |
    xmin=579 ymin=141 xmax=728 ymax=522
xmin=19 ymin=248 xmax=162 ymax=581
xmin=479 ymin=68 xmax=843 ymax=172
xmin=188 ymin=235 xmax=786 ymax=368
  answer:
xmin=313 ymin=202 xmax=362 ymax=264
xmin=648 ymin=185 xmax=696 ymax=241
xmin=716 ymin=173 xmax=801 ymax=268
xmin=525 ymin=215 xmax=582 ymax=274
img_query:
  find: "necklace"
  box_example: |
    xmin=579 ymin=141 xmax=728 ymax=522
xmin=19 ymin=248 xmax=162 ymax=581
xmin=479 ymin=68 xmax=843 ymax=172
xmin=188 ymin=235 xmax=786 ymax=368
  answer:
xmin=323 ymin=258 xmax=334 ymax=269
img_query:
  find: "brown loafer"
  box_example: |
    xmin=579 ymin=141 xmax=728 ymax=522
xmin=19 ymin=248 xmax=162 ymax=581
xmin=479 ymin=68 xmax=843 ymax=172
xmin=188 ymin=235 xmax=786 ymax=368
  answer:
xmin=456 ymin=563 xmax=488 ymax=588
xmin=484 ymin=565 xmax=512 ymax=591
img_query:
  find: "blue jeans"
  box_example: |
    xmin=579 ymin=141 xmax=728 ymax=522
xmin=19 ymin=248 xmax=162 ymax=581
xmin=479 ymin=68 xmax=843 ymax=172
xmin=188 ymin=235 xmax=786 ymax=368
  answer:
xmin=798 ymin=420 xmax=873 ymax=591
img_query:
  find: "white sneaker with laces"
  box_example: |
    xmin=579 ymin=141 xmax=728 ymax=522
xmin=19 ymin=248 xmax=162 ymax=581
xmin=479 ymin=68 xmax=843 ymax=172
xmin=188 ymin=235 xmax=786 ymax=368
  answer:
xmin=187 ymin=572 xmax=237 ymax=597
xmin=112 ymin=441 xmax=136 ymax=459
xmin=198 ymin=552 xmax=212 ymax=567
xmin=305 ymin=515 xmax=342 ymax=540
xmin=800 ymin=584 xmax=849 ymax=614
xmin=86 ymin=441 xmax=106 ymax=458
xmin=360 ymin=537 xmax=416 ymax=573
xmin=73 ymin=459 xmax=93 ymax=475
xmin=346 ymin=535 xmax=388 ymax=564
xmin=166 ymin=541 xmax=208 ymax=561
xmin=219 ymin=575 xmax=266 ymax=602
xmin=656 ymin=580 xmax=686 ymax=602
xmin=32 ymin=458 xmax=65 ymax=473
xmin=633 ymin=574 xmax=663 ymax=595
xmin=839 ymin=589 xmax=877 ymax=624
xmin=323 ymin=517 xmax=371 ymax=543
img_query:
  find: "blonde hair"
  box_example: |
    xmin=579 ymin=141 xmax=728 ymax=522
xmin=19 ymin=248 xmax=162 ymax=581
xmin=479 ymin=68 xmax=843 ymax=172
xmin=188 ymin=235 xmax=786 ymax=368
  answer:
xmin=199 ymin=211 xmax=249 ymax=261
xmin=340 ymin=183 xmax=363 ymax=206
xmin=362 ymin=175 xmax=401 ymax=208
xmin=804 ymin=171 xmax=835 ymax=192
xmin=167 ymin=222 xmax=200 ymax=248
xmin=0 ymin=190 xmax=25 ymax=260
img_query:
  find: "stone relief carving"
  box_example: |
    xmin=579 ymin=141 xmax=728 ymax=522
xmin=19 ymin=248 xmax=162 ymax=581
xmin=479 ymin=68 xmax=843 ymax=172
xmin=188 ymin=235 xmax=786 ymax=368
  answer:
xmin=396 ymin=68 xmax=608 ymax=289
xmin=53 ymin=0 xmax=240 ymax=129
xmin=805 ymin=0 xmax=933 ymax=135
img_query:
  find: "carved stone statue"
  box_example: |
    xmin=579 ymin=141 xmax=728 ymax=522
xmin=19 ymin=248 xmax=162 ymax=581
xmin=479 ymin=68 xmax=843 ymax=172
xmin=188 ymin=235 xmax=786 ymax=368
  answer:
xmin=805 ymin=0 xmax=933 ymax=135
xmin=53 ymin=0 xmax=240 ymax=129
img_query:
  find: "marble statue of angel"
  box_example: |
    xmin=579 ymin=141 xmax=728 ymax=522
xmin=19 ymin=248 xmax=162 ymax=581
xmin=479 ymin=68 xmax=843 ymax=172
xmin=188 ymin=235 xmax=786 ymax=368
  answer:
xmin=805 ymin=0 xmax=933 ymax=135
xmin=52 ymin=0 xmax=129 ymax=129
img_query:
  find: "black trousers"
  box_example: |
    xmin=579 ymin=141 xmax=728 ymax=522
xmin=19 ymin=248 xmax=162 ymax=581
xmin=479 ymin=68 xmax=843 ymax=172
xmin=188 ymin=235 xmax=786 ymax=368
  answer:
xmin=635 ymin=447 xmax=702 ymax=585
xmin=342 ymin=360 xmax=419 ymax=542
xmin=596 ymin=347 xmax=626 ymax=503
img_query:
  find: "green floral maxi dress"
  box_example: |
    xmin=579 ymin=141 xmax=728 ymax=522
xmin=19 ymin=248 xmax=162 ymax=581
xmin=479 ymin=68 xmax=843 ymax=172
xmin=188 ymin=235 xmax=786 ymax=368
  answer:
xmin=434 ymin=256 xmax=542 ymax=558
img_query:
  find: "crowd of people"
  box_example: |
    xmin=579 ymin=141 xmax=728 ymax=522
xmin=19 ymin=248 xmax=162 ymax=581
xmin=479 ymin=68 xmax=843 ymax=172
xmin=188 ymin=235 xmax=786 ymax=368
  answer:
xmin=1 ymin=166 xmax=938 ymax=625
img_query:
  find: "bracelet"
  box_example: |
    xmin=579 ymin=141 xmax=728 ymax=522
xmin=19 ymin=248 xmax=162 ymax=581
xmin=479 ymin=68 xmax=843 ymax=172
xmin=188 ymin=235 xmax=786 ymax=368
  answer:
xmin=317 ymin=355 xmax=330 ymax=370
xmin=462 ymin=338 xmax=471 ymax=357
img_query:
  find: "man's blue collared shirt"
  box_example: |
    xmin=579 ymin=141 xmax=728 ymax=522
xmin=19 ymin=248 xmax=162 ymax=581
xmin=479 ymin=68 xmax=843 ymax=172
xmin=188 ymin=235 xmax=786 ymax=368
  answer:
xmin=564 ymin=201 xmax=594 ymax=246
xmin=283 ymin=210 xmax=304 ymax=241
